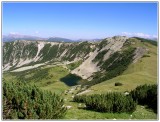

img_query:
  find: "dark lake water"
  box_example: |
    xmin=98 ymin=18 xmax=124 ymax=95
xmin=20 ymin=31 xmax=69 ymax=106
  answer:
xmin=60 ymin=73 xmax=82 ymax=86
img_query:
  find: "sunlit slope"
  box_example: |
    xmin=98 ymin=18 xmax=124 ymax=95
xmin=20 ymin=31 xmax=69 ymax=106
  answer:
xmin=88 ymin=40 xmax=157 ymax=94
xmin=3 ymin=66 xmax=70 ymax=94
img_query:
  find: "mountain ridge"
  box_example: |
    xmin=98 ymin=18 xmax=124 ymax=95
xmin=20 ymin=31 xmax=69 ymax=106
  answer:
xmin=3 ymin=36 xmax=157 ymax=84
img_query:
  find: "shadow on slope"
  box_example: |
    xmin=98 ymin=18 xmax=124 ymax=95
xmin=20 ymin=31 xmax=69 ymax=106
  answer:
xmin=60 ymin=73 xmax=82 ymax=86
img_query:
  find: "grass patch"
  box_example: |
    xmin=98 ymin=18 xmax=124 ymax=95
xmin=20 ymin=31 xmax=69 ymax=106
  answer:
xmin=67 ymin=60 xmax=83 ymax=70
xmin=64 ymin=103 xmax=157 ymax=120
xmin=133 ymin=37 xmax=157 ymax=46
xmin=3 ymin=66 xmax=70 ymax=94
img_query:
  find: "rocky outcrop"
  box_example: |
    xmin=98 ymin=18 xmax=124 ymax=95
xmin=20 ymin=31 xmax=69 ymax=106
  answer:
xmin=3 ymin=41 xmax=93 ymax=71
xmin=71 ymin=36 xmax=128 ymax=79
xmin=133 ymin=47 xmax=148 ymax=63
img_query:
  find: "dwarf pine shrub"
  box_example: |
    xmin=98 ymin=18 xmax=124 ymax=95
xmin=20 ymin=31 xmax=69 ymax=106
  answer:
xmin=3 ymin=81 xmax=67 ymax=119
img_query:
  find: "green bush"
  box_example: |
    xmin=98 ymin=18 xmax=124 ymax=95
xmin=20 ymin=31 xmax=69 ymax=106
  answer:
xmin=142 ymin=54 xmax=150 ymax=58
xmin=74 ymin=92 xmax=137 ymax=113
xmin=115 ymin=82 xmax=123 ymax=86
xmin=73 ymin=95 xmax=87 ymax=103
xmin=3 ymin=81 xmax=67 ymax=119
xmin=130 ymin=84 xmax=157 ymax=113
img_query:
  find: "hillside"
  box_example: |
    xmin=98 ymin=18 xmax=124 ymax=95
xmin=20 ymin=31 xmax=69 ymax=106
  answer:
xmin=87 ymin=38 xmax=157 ymax=94
xmin=2 ymin=36 xmax=158 ymax=120
xmin=3 ymin=36 xmax=157 ymax=88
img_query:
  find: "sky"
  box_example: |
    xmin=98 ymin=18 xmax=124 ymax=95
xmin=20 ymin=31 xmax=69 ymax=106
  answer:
xmin=2 ymin=2 xmax=158 ymax=40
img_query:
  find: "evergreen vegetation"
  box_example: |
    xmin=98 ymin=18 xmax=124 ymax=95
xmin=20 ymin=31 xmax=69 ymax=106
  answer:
xmin=86 ymin=47 xmax=136 ymax=86
xmin=3 ymin=41 xmax=38 ymax=67
xmin=130 ymin=84 xmax=157 ymax=113
xmin=63 ymin=41 xmax=92 ymax=61
xmin=74 ymin=84 xmax=157 ymax=114
xmin=115 ymin=82 xmax=123 ymax=86
xmin=73 ymin=94 xmax=87 ymax=103
xmin=22 ymin=42 xmax=38 ymax=59
xmin=38 ymin=44 xmax=60 ymax=62
xmin=133 ymin=37 xmax=157 ymax=46
xmin=97 ymin=39 xmax=108 ymax=51
xmin=3 ymin=42 xmax=14 ymax=63
xmin=73 ymin=92 xmax=137 ymax=113
xmin=12 ymin=68 xmax=50 ymax=83
xmin=67 ymin=60 xmax=83 ymax=70
xmin=3 ymin=81 xmax=67 ymax=119
xmin=92 ymin=49 xmax=109 ymax=65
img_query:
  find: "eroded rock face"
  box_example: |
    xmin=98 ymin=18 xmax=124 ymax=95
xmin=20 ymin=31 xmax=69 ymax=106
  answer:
xmin=71 ymin=36 xmax=128 ymax=79
xmin=101 ymin=36 xmax=128 ymax=61
xmin=71 ymin=49 xmax=100 ymax=79
xmin=133 ymin=47 xmax=148 ymax=63
xmin=3 ymin=41 xmax=93 ymax=71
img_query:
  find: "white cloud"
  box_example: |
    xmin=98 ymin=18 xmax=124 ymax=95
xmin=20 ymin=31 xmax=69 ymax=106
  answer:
xmin=121 ymin=32 xmax=157 ymax=39
xmin=9 ymin=32 xmax=19 ymax=35
xmin=35 ymin=31 xmax=39 ymax=34
xmin=122 ymin=32 xmax=132 ymax=36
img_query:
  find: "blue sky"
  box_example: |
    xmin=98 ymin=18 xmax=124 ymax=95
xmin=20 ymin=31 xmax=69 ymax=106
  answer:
xmin=2 ymin=2 xmax=158 ymax=39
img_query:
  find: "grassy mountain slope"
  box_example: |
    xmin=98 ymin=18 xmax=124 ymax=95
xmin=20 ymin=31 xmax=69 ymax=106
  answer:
xmin=3 ymin=66 xmax=70 ymax=94
xmin=87 ymin=40 xmax=157 ymax=94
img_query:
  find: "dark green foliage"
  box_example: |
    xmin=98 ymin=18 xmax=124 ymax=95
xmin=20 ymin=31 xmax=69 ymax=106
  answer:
xmin=63 ymin=42 xmax=92 ymax=61
xmin=73 ymin=95 xmax=87 ymax=103
xmin=57 ymin=44 xmax=67 ymax=56
xmin=43 ymin=45 xmax=59 ymax=61
xmin=21 ymin=42 xmax=38 ymax=59
xmin=130 ymin=84 xmax=157 ymax=113
xmin=115 ymin=82 xmax=123 ymax=86
xmin=73 ymin=92 xmax=137 ymax=113
xmin=67 ymin=60 xmax=82 ymax=70
xmin=3 ymin=41 xmax=38 ymax=66
xmin=38 ymin=44 xmax=51 ymax=57
xmin=86 ymin=47 xmax=136 ymax=86
xmin=142 ymin=54 xmax=150 ymax=58
xmin=3 ymin=42 xmax=14 ymax=66
xmin=3 ymin=42 xmax=14 ymax=64
xmin=133 ymin=37 xmax=157 ymax=46
xmin=38 ymin=44 xmax=59 ymax=62
xmin=101 ymin=47 xmax=136 ymax=71
xmin=3 ymin=81 xmax=67 ymax=119
xmin=92 ymin=49 xmax=109 ymax=64
xmin=97 ymin=39 xmax=108 ymax=51
xmin=13 ymin=68 xmax=50 ymax=83
xmin=122 ymin=39 xmax=132 ymax=47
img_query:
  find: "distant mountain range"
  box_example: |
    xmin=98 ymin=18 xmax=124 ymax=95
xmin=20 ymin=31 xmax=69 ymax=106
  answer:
xmin=2 ymin=34 xmax=46 ymax=42
xmin=2 ymin=34 xmax=103 ymax=42
xmin=2 ymin=34 xmax=77 ymax=42
xmin=2 ymin=34 xmax=75 ymax=42
xmin=47 ymin=37 xmax=74 ymax=42
xmin=2 ymin=34 xmax=157 ymax=42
